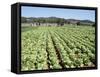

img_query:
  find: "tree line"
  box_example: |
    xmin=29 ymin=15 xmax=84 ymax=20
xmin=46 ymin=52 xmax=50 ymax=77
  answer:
xmin=21 ymin=17 xmax=95 ymax=26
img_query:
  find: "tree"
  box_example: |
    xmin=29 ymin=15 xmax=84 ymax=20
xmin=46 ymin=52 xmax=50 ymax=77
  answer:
xmin=76 ymin=22 xmax=80 ymax=25
xmin=21 ymin=17 xmax=27 ymax=23
xmin=92 ymin=23 xmax=95 ymax=27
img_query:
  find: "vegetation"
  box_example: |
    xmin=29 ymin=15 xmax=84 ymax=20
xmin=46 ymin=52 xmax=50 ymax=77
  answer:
xmin=21 ymin=17 xmax=95 ymax=26
xmin=21 ymin=25 xmax=95 ymax=71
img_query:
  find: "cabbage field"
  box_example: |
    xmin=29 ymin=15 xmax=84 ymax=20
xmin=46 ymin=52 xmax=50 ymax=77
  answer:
xmin=21 ymin=25 xmax=95 ymax=71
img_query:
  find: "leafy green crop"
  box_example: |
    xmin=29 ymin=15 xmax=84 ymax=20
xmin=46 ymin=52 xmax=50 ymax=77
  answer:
xmin=21 ymin=25 xmax=95 ymax=71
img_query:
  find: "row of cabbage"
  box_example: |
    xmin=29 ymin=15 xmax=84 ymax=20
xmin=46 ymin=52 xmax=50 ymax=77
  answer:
xmin=51 ymin=27 xmax=95 ymax=68
xmin=21 ymin=26 xmax=95 ymax=71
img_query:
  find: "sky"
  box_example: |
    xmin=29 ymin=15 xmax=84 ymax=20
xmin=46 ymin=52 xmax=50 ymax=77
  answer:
xmin=21 ymin=6 xmax=95 ymax=22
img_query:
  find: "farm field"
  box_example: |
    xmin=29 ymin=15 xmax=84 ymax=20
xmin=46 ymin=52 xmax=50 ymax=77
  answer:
xmin=21 ymin=25 xmax=95 ymax=71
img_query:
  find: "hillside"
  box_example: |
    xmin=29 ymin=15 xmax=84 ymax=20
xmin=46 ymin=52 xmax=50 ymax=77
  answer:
xmin=21 ymin=17 xmax=95 ymax=26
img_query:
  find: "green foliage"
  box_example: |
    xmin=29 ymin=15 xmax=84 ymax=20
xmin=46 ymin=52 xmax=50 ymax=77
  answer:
xmin=21 ymin=25 xmax=95 ymax=71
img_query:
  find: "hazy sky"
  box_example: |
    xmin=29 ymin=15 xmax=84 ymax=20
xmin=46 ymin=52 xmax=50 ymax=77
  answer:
xmin=21 ymin=6 xmax=95 ymax=22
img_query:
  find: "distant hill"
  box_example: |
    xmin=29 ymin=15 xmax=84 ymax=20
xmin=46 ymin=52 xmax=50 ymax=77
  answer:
xmin=80 ymin=20 xmax=94 ymax=23
xmin=21 ymin=16 xmax=95 ymax=26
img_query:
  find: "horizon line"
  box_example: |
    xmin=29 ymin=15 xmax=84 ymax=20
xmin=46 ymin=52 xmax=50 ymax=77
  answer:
xmin=21 ymin=16 xmax=95 ymax=22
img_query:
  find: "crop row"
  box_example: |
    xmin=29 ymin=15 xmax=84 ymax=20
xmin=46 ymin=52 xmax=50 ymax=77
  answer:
xmin=21 ymin=26 xmax=95 ymax=71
